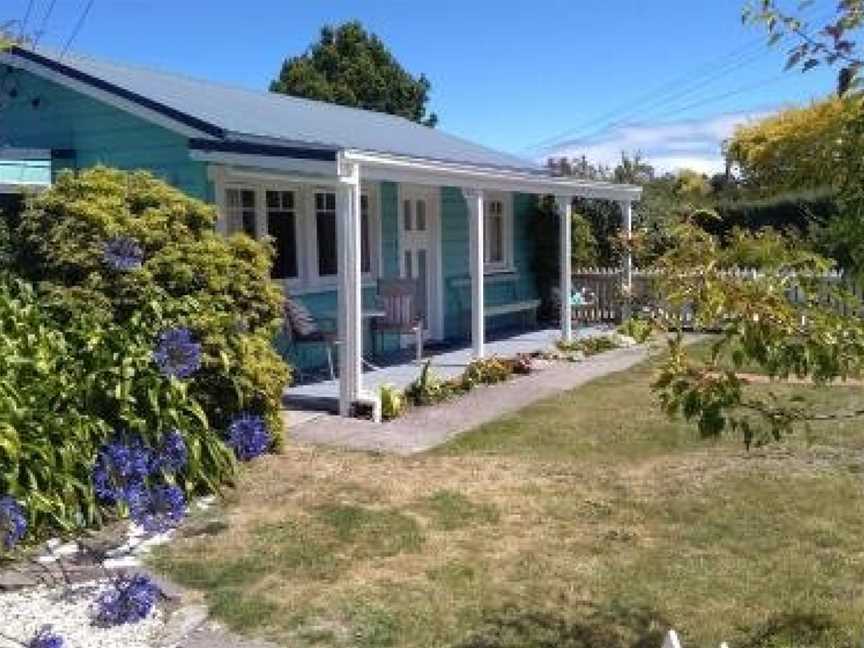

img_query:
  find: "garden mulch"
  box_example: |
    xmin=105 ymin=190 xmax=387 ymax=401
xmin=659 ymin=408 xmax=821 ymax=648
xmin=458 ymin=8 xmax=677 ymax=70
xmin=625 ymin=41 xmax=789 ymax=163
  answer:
xmin=286 ymin=341 xmax=668 ymax=455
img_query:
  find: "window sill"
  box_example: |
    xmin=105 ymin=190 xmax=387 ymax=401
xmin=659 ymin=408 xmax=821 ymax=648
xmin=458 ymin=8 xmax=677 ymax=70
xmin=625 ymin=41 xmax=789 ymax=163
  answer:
xmin=283 ymin=277 xmax=378 ymax=296
xmin=484 ymin=265 xmax=517 ymax=276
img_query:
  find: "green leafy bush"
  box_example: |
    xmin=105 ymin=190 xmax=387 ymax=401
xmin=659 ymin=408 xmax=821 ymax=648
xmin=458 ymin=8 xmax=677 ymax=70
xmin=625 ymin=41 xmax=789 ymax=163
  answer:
xmin=0 ymin=277 xmax=236 ymax=539
xmin=379 ymin=384 xmax=406 ymax=421
xmin=557 ymin=335 xmax=622 ymax=359
xmin=0 ymin=167 xmax=290 ymax=542
xmin=405 ymin=362 xmax=461 ymax=406
xmin=461 ymin=356 xmax=513 ymax=389
xmin=9 ymin=167 xmax=289 ymax=436
xmin=617 ymin=318 xmax=653 ymax=344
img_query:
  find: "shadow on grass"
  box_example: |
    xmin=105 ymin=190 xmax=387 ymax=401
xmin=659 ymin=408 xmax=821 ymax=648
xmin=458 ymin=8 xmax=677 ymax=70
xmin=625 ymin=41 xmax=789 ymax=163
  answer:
xmin=452 ymin=602 xmax=669 ymax=648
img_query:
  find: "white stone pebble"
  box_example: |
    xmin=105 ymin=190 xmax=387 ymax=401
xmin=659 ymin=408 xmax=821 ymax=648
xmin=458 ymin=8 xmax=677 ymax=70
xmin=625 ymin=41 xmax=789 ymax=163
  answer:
xmin=0 ymin=580 xmax=165 ymax=648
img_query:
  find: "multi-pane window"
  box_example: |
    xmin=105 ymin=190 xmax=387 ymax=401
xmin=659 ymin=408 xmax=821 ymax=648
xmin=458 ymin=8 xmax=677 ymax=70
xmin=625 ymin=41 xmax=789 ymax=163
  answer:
xmin=225 ymin=188 xmax=256 ymax=237
xmin=224 ymin=185 xmax=376 ymax=284
xmin=314 ymin=192 xmax=373 ymax=279
xmin=266 ymin=190 xmax=298 ymax=280
xmin=361 ymin=195 xmax=372 ymax=274
xmin=315 ymin=191 xmax=338 ymax=277
xmin=484 ymin=199 xmax=506 ymax=267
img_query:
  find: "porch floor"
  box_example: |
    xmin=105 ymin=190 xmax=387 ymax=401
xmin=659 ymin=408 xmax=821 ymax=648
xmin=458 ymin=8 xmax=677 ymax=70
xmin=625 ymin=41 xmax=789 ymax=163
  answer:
xmin=282 ymin=324 xmax=611 ymax=412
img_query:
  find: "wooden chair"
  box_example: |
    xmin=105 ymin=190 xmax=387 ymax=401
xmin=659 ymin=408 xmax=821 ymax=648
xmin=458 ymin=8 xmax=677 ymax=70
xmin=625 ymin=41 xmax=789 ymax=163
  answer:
xmin=278 ymin=297 xmax=338 ymax=380
xmin=371 ymin=278 xmax=424 ymax=363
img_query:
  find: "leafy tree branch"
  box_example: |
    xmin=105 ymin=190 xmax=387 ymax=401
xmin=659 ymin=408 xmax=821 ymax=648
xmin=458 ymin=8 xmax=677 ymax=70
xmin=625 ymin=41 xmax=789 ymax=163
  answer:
xmin=651 ymin=222 xmax=864 ymax=448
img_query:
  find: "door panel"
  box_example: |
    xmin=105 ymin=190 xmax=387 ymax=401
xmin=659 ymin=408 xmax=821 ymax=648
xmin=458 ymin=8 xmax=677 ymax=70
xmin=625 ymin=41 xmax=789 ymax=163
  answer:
xmin=399 ymin=190 xmax=438 ymax=336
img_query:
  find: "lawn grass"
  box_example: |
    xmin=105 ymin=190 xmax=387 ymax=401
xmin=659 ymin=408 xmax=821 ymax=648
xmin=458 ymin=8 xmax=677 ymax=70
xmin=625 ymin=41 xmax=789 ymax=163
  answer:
xmin=151 ymin=346 xmax=864 ymax=647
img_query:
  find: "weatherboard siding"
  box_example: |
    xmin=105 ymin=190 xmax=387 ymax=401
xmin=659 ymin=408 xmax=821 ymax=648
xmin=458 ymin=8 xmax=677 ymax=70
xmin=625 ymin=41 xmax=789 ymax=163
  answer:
xmin=440 ymin=188 xmax=540 ymax=340
xmin=0 ymin=69 xmax=209 ymax=199
xmin=0 ymin=70 xmax=542 ymax=372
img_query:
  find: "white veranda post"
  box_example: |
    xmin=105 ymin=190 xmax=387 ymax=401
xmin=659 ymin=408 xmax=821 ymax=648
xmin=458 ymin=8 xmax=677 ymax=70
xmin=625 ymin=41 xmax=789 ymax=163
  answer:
xmin=337 ymin=161 xmax=363 ymax=416
xmin=556 ymin=195 xmax=573 ymax=344
xmin=620 ymin=199 xmax=633 ymax=320
xmin=463 ymin=188 xmax=485 ymax=359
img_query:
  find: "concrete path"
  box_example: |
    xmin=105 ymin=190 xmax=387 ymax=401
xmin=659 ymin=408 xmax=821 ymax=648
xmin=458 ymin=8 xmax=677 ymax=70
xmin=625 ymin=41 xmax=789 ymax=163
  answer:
xmin=287 ymin=342 xmax=660 ymax=455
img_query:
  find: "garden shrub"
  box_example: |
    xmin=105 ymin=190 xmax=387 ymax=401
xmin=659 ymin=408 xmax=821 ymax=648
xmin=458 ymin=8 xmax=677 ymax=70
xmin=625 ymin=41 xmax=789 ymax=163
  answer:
xmin=557 ymin=335 xmax=622 ymax=359
xmin=8 ymin=167 xmax=289 ymax=436
xmin=0 ymin=167 xmax=290 ymax=543
xmin=405 ymin=362 xmax=461 ymax=406
xmin=461 ymin=356 xmax=513 ymax=389
xmin=617 ymin=318 xmax=653 ymax=344
xmin=0 ymin=276 xmax=235 ymax=539
xmin=379 ymin=384 xmax=406 ymax=421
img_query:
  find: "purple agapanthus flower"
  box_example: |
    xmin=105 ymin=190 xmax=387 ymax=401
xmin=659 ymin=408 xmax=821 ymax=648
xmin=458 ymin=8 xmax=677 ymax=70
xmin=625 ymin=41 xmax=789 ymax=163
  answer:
xmin=153 ymin=328 xmax=201 ymax=379
xmin=0 ymin=497 xmax=27 ymax=551
xmin=226 ymin=414 xmax=271 ymax=461
xmin=93 ymin=573 xmax=162 ymax=627
xmin=27 ymin=627 xmax=64 ymax=648
xmin=129 ymin=484 xmax=186 ymax=534
xmin=152 ymin=429 xmax=187 ymax=474
xmin=92 ymin=436 xmax=153 ymax=505
xmin=103 ymin=236 xmax=144 ymax=272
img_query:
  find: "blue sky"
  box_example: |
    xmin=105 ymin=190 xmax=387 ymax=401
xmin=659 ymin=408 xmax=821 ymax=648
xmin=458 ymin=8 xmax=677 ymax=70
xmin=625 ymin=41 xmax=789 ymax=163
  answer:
xmin=3 ymin=0 xmax=840 ymax=172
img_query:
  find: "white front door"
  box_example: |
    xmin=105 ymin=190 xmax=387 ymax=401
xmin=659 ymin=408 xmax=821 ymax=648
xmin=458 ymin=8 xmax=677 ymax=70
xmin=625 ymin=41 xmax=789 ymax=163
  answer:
xmin=399 ymin=186 xmax=442 ymax=339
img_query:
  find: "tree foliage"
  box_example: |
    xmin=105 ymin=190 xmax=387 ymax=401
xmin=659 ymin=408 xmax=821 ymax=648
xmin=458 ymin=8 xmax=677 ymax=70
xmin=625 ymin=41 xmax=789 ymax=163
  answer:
xmin=744 ymin=0 xmax=864 ymax=91
xmin=651 ymin=223 xmax=864 ymax=448
xmin=726 ymin=96 xmax=862 ymax=194
xmin=270 ymin=21 xmax=438 ymax=126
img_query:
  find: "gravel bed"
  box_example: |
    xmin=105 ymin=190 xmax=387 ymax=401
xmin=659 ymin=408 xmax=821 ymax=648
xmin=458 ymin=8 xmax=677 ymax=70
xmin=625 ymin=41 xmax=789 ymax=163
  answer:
xmin=0 ymin=579 xmax=165 ymax=648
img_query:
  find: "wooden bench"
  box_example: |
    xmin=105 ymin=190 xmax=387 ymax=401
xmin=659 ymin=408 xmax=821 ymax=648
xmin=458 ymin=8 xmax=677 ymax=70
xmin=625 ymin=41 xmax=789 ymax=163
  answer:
xmin=448 ymin=274 xmax=540 ymax=336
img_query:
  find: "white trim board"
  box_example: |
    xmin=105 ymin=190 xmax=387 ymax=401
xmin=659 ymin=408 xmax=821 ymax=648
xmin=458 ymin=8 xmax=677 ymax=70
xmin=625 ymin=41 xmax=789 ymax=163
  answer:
xmin=344 ymin=150 xmax=642 ymax=201
xmin=0 ymin=148 xmax=52 ymax=160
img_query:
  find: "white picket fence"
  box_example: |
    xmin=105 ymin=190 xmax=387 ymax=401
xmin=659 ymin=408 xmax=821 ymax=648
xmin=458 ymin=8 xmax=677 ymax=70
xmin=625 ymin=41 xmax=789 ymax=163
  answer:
xmin=570 ymin=266 xmax=862 ymax=324
xmin=663 ymin=629 xmax=729 ymax=648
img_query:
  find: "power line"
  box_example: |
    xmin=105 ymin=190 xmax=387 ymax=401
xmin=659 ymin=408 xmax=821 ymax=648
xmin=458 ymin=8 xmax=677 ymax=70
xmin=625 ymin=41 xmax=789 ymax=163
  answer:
xmin=60 ymin=0 xmax=94 ymax=58
xmin=19 ymin=0 xmax=34 ymax=38
xmin=556 ymin=44 xmax=792 ymax=149
xmin=33 ymin=0 xmax=58 ymax=48
xmin=525 ymin=6 xmax=828 ymax=154
xmin=524 ymin=37 xmax=770 ymax=153
xmin=542 ymin=73 xmax=792 ymax=163
xmin=641 ymin=73 xmax=790 ymax=123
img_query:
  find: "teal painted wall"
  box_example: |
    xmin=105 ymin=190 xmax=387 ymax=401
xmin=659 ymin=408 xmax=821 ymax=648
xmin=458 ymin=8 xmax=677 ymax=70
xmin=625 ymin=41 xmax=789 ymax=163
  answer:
xmin=0 ymin=69 xmax=542 ymax=372
xmin=440 ymin=188 xmax=540 ymax=340
xmin=0 ymin=69 xmax=210 ymax=200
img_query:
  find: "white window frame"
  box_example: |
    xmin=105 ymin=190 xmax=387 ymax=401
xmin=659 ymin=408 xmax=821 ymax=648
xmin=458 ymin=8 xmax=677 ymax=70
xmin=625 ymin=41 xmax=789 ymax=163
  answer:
xmin=305 ymin=182 xmax=380 ymax=289
xmin=264 ymin=188 xmax=302 ymax=283
xmin=483 ymin=192 xmax=515 ymax=274
xmin=214 ymin=170 xmax=380 ymax=293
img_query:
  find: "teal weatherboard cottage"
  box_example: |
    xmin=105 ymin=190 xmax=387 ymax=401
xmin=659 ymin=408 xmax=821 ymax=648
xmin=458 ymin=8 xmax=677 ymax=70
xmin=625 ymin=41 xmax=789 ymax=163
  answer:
xmin=0 ymin=46 xmax=641 ymax=416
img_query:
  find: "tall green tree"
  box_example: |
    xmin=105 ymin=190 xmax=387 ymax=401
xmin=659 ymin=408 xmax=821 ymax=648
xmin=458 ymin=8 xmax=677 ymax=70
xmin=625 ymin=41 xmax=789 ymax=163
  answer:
xmin=270 ymin=21 xmax=438 ymax=126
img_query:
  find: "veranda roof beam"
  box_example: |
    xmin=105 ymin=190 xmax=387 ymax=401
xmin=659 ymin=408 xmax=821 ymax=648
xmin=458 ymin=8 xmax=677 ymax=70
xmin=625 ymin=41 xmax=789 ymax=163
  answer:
xmin=342 ymin=150 xmax=642 ymax=202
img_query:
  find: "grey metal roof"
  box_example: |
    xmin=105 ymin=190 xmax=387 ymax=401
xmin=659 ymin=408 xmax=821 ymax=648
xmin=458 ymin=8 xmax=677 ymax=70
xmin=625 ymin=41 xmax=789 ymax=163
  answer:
xmin=14 ymin=47 xmax=542 ymax=173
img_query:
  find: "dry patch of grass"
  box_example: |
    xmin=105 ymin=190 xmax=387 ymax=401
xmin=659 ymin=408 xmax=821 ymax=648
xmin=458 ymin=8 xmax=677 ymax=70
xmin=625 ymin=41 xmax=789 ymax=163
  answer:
xmin=151 ymin=349 xmax=864 ymax=647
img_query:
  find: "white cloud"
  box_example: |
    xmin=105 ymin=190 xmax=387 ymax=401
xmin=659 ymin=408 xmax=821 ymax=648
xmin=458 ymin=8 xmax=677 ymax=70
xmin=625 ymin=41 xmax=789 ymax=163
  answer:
xmin=539 ymin=109 xmax=777 ymax=175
